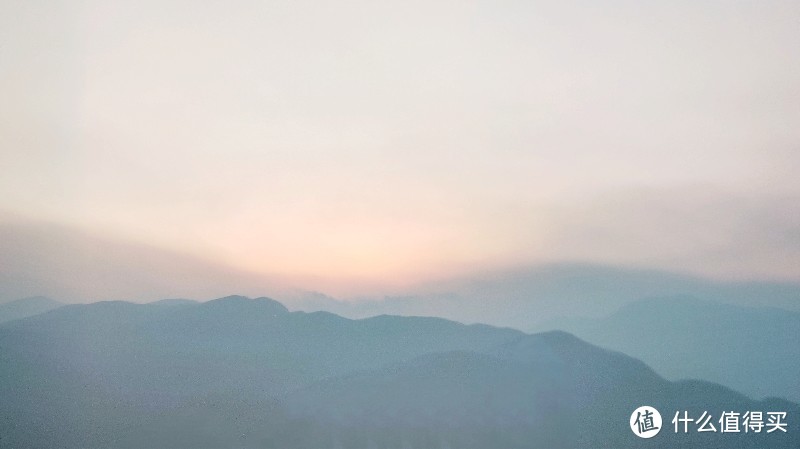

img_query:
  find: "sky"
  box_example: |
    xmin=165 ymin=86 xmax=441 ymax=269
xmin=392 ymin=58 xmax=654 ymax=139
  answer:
xmin=1 ymin=0 xmax=799 ymax=296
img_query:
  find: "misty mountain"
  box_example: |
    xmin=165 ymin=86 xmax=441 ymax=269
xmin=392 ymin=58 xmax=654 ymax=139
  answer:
xmin=0 ymin=296 xmax=796 ymax=448
xmin=0 ymin=295 xmax=63 ymax=323
xmin=148 ymin=298 xmax=201 ymax=307
xmin=5 ymin=216 xmax=799 ymax=328
xmin=537 ymin=296 xmax=800 ymax=403
xmin=288 ymin=263 xmax=800 ymax=329
xmin=287 ymin=333 xmax=797 ymax=449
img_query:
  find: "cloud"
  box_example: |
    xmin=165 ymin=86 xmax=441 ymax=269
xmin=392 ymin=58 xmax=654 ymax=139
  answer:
xmin=534 ymin=188 xmax=800 ymax=281
xmin=0 ymin=0 xmax=798 ymax=287
xmin=0 ymin=216 xmax=290 ymax=303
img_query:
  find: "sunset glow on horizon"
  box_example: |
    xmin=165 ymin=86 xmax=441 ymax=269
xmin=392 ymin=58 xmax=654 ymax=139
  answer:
xmin=2 ymin=0 xmax=799 ymax=297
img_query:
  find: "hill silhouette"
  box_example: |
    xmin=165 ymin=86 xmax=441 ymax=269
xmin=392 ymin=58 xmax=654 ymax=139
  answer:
xmin=290 ymin=264 xmax=800 ymax=332
xmin=539 ymin=296 xmax=800 ymax=403
xmin=0 ymin=296 xmax=63 ymax=323
xmin=0 ymin=296 xmax=796 ymax=448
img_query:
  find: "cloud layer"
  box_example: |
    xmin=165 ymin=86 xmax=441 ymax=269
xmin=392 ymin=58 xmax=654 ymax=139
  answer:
xmin=1 ymin=0 xmax=798 ymax=288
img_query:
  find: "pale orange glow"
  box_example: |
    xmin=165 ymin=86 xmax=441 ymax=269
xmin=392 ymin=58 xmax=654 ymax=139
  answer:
xmin=1 ymin=0 xmax=799 ymax=299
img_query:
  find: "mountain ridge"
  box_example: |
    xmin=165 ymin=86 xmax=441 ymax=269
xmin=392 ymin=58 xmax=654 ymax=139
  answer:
xmin=0 ymin=295 xmax=796 ymax=448
xmin=0 ymin=295 xmax=63 ymax=323
xmin=538 ymin=295 xmax=800 ymax=403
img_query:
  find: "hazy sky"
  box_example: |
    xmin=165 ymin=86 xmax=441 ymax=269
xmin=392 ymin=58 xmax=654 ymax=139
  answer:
xmin=1 ymin=0 xmax=799 ymax=294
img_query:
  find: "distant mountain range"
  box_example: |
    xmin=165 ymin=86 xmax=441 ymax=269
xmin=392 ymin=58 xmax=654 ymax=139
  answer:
xmin=3 ymin=217 xmax=799 ymax=328
xmin=288 ymin=263 xmax=800 ymax=329
xmin=537 ymin=296 xmax=800 ymax=403
xmin=0 ymin=295 xmax=796 ymax=448
xmin=0 ymin=295 xmax=63 ymax=323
